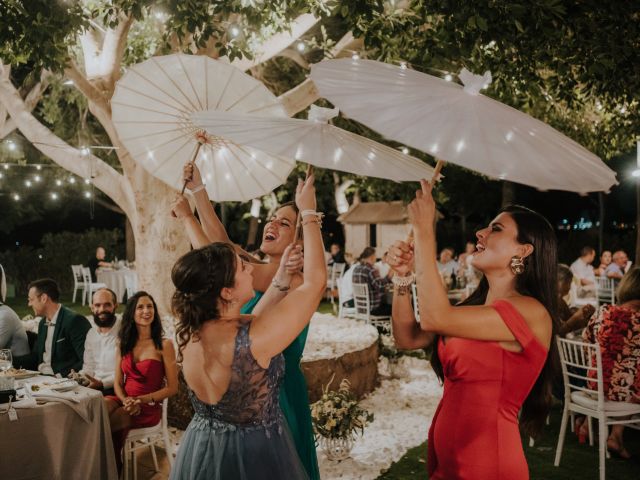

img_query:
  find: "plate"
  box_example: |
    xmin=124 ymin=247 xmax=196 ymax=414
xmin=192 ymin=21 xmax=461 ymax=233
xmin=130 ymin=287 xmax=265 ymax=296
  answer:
xmin=2 ymin=369 xmax=40 ymax=379
xmin=48 ymin=379 xmax=78 ymax=392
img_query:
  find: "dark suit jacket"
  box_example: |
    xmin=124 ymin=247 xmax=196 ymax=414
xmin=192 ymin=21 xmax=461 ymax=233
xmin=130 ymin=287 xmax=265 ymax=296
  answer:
xmin=16 ymin=306 xmax=91 ymax=377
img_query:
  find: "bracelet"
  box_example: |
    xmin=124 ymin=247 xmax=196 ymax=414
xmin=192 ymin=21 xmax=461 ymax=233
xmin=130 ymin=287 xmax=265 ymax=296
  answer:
xmin=190 ymin=183 xmax=206 ymax=194
xmin=271 ymin=277 xmax=290 ymax=292
xmin=392 ymin=273 xmax=415 ymax=287
xmin=300 ymin=209 xmax=323 ymax=218
xmin=301 ymin=218 xmax=322 ymax=228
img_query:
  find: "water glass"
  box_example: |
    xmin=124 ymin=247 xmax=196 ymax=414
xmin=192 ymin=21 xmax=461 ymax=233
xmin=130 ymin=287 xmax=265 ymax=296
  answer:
xmin=0 ymin=349 xmax=12 ymax=373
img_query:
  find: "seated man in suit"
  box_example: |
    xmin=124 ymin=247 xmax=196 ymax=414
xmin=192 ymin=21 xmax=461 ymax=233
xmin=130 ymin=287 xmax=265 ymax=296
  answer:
xmin=16 ymin=278 xmax=91 ymax=376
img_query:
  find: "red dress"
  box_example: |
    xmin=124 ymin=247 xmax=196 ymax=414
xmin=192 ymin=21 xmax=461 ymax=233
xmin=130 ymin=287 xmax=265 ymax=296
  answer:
xmin=106 ymin=353 xmax=165 ymax=428
xmin=428 ymin=300 xmax=548 ymax=479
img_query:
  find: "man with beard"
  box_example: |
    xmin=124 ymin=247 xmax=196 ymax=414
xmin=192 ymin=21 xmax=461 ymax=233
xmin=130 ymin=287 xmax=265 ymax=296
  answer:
xmin=80 ymin=288 xmax=119 ymax=395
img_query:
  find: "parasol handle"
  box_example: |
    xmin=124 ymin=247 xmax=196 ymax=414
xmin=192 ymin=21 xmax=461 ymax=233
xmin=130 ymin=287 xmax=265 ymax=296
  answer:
xmin=293 ymin=164 xmax=314 ymax=243
xmin=181 ymin=141 xmax=204 ymax=195
xmin=405 ymin=159 xmax=445 ymax=242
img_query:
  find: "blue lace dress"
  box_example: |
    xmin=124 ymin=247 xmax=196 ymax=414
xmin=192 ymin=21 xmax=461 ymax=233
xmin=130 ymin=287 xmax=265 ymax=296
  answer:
xmin=170 ymin=320 xmax=309 ymax=480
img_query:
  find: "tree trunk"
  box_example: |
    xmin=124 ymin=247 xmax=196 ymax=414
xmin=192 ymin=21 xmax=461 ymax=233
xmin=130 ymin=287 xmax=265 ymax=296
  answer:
xmin=125 ymin=217 xmax=135 ymax=261
xmin=501 ymin=181 xmax=516 ymax=208
xmin=636 ymin=181 xmax=640 ymax=266
xmin=131 ymin=180 xmax=191 ymax=315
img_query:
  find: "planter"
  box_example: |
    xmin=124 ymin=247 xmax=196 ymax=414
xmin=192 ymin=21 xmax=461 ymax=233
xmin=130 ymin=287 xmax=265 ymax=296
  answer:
xmin=319 ymin=436 xmax=354 ymax=461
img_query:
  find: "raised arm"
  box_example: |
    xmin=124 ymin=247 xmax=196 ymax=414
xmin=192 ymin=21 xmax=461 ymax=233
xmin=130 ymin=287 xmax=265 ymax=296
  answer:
xmin=183 ymin=162 xmax=232 ymax=244
xmin=387 ymin=240 xmax=435 ymax=350
xmin=171 ymin=195 xmax=211 ymax=248
xmin=408 ymin=180 xmax=550 ymax=346
xmin=251 ymin=175 xmax=327 ymax=363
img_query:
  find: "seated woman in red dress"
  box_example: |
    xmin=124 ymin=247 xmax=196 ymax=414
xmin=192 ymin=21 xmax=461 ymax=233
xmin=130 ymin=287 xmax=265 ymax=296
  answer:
xmin=105 ymin=291 xmax=179 ymax=472
xmin=388 ymin=180 xmax=558 ymax=480
xmin=582 ymin=266 xmax=640 ymax=459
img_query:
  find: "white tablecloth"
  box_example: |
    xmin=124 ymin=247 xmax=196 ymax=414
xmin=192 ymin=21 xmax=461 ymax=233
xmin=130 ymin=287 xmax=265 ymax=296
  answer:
xmin=0 ymin=379 xmax=117 ymax=480
xmin=97 ymin=269 xmax=137 ymax=302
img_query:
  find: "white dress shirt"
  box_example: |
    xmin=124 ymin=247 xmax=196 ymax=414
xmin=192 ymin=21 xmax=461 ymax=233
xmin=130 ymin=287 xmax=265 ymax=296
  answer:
xmin=81 ymin=318 xmax=120 ymax=388
xmin=39 ymin=305 xmax=61 ymax=375
xmin=570 ymin=258 xmax=596 ymax=283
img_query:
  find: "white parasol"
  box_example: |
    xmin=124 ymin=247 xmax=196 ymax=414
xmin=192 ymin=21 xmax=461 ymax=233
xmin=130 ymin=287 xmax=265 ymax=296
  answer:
xmin=310 ymin=58 xmax=618 ymax=193
xmin=111 ymin=54 xmax=295 ymax=202
xmin=190 ymin=104 xmax=435 ymax=182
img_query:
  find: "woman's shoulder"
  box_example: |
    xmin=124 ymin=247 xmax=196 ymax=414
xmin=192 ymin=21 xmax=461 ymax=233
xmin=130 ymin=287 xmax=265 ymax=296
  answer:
xmin=501 ymin=295 xmax=550 ymax=319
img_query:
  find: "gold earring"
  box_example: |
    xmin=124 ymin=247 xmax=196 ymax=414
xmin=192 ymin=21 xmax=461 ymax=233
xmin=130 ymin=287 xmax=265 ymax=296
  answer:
xmin=510 ymin=256 xmax=525 ymax=275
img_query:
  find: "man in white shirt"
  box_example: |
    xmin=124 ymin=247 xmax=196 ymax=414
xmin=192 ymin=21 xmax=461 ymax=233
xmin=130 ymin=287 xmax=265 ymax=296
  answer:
xmin=570 ymin=246 xmax=596 ymax=297
xmin=80 ymin=288 xmax=119 ymax=395
xmin=437 ymin=248 xmax=459 ymax=278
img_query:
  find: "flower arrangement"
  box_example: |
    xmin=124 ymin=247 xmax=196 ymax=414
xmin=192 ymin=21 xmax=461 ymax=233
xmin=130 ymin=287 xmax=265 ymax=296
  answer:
xmin=311 ymin=378 xmax=374 ymax=440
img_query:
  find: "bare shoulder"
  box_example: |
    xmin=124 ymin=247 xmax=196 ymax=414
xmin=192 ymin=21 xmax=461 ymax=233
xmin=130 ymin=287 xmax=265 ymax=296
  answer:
xmin=506 ymin=296 xmax=552 ymax=344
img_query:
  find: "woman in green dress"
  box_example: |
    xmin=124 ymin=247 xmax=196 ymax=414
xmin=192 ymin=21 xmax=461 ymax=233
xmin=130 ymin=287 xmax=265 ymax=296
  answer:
xmin=172 ymin=163 xmax=320 ymax=479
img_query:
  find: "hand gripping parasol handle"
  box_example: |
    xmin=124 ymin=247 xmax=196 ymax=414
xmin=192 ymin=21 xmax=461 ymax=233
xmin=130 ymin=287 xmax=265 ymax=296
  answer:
xmin=181 ymin=134 xmax=207 ymax=195
xmin=293 ymin=164 xmax=314 ymax=243
xmin=405 ymin=159 xmax=445 ymax=242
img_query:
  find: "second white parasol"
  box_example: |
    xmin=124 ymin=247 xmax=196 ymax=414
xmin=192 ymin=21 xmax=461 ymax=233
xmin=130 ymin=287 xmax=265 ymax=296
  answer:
xmin=190 ymin=104 xmax=436 ymax=182
xmin=111 ymin=53 xmax=295 ymax=202
xmin=310 ymin=58 xmax=618 ymax=194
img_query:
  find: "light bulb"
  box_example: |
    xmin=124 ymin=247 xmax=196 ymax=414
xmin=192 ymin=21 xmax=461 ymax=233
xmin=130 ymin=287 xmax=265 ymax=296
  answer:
xmin=55 ymin=179 xmax=62 ymax=186
xmin=13 ymin=193 xmax=20 ymax=201
xmin=444 ymin=74 xmax=453 ymax=82
xmin=34 ymin=175 xmax=41 ymax=182
xmin=84 ymin=178 xmax=91 ymax=184
xmin=80 ymin=147 xmax=90 ymax=156
xmin=401 ymin=147 xmax=409 ymax=155
xmin=69 ymin=177 xmax=76 ymax=184
xmin=84 ymin=191 xmax=92 ymax=198
xmin=36 ymin=165 xmax=42 ymax=170
xmin=51 ymin=192 xmax=58 ymax=200
xmin=25 ymin=180 xmax=32 ymax=187
xmin=230 ymin=26 xmax=240 ymax=37
xmin=351 ymin=53 xmax=360 ymax=60
xmin=296 ymin=42 xmax=305 ymax=52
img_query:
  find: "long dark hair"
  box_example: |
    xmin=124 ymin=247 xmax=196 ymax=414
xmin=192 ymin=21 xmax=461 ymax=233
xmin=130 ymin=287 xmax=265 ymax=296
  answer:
xmin=430 ymin=205 xmax=559 ymax=437
xmin=171 ymin=242 xmax=237 ymax=362
xmin=119 ymin=291 xmax=164 ymax=357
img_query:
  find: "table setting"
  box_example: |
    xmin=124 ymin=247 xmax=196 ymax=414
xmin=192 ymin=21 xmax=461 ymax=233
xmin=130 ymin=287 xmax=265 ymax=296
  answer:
xmin=0 ymin=359 xmax=117 ymax=479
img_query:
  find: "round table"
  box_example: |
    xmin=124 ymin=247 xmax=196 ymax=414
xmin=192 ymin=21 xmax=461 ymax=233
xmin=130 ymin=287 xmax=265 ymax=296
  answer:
xmin=96 ymin=268 xmax=138 ymax=302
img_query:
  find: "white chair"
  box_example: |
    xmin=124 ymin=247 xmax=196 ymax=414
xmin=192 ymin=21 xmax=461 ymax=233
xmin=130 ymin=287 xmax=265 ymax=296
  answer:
xmin=326 ymin=263 xmax=346 ymax=304
xmin=123 ymin=398 xmax=174 ymax=480
xmin=80 ymin=267 xmax=107 ymax=306
xmin=124 ymin=271 xmax=137 ymax=300
xmin=337 ymin=276 xmax=356 ymax=319
xmin=352 ymin=283 xmax=391 ymax=333
xmin=595 ymin=276 xmax=615 ymax=306
xmin=411 ymin=283 xmax=420 ymax=322
xmin=71 ymin=265 xmax=85 ymax=303
xmin=554 ymin=337 xmax=640 ymax=480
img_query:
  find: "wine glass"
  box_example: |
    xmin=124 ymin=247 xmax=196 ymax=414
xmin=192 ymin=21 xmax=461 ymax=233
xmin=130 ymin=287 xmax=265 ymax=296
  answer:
xmin=0 ymin=349 xmax=12 ymax=373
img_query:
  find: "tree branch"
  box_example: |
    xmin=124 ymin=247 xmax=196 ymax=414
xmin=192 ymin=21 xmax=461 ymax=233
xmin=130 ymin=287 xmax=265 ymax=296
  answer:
xmin=277 ymin=33 xmax=359 ymax=116
xmin=0 ymin=69 xmax=51 ymax=139
xmin=64 ymin=61 xmax=110 ymax=115
xmin=94 ymin=196 xmax=125 ymax=214
xmin=231 ymin=13 xmax=320 ymax=71
xmin=103 ymin=14 xmax=134 ymax=91
xmin=0 ymin=63 xmax=134 ymax=219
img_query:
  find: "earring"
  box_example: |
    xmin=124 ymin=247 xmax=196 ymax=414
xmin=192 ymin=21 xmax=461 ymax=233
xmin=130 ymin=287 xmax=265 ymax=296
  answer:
xmin=510 ymin=256 xmax=525 ymax=275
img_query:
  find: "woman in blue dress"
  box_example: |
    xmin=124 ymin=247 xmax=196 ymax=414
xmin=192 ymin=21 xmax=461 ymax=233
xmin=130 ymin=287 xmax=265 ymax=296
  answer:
xmin=169 ymin=175 xmax=325 ymax=479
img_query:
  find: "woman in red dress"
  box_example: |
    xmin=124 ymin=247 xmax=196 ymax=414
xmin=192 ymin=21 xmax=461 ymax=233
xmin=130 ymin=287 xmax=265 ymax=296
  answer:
xmin=105 ymin=291 xmax=179 ymax=472
xmin=388 ymin=180 xmax=558 ymax=480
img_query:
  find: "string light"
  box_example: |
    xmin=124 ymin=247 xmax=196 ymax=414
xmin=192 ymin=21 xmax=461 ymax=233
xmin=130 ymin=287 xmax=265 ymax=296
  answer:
xmin=401 ymin=147 xmax=409 ymax=154
xmin=84 ymin=191 xmax=92 ymax=198
xmin=351 ymin=53 xmax=360 ymax=60
xmin=84 ymin=178 xmax=91 ymax=184
xmin=2 ymin=164 xmax=8 ymax=170
xmin=230 ymin=26 xmax=240 ymax=37
xmin=296 ymin=41 xmax=305 ymax=52
xmin=80 ymin=147 xmax=90 ymax=156
xmin=36 ymin=165 xmax=42 ymax=170
xmin=50 ymin=192 xmax=58 ymax=200
xmin=12 ymin=193 xmax=20 ymax=201
xmin=6 ymin=140 xmax=16 ymax=151
xmin=34 ymin=175 xmax=41 ymax=182
xmin=55 ymin=179 xmax=63 ymax=186
xmin=24 ymin=180 xmax=32 ymax=187
xmin=444 ymin=74 xmax=453 ymax=82
xmin=63 ymin=80 xmax=74 ymax=86
xmin=69 ymin=177 xmax=76 ymax=184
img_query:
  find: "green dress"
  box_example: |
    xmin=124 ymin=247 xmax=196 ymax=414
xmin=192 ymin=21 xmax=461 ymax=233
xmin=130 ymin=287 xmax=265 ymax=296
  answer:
xmin=241 ymin=291 xmax=320 ymax=480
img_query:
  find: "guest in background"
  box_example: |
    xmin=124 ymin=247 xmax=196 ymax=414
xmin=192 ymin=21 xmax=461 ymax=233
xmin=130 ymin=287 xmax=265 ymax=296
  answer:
xmin=570 ymin=246 xmax=596 ymax=296
xmin=80 ymin=288 xmax=120 ymax=396
xmin=88 ymin=246 xmax=111 ymax=282
xmin=328 ymin=243 xmax=347 ymax=266
xmin=606 ymin=250 xmax=629 ymax=280
xmin=15 ymin=278 xmax=90 ymax=376
xmin=375 ymin=252 xmax=391 ymax=278
xmin=339 ymin=261 xmax=356 ymax=309
xmin=557 ymin=264 xmax=595 ymax=337
xmin=0 ymin=264 xmax=29 ymax=356
xmin=456 ymin=241 xmax=476 ymax=272
xmin=436 ymin=247 xmax=458 ymax=278
xmin=583 ymin=267 xmax=640 ymax=459
xmin=352 ymin=246 xmax=393 ymax=315
xmin=105 ymin=291 xmax=178 ymax=473
xmin=594 ymin=250 xmax=612 ymax=276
